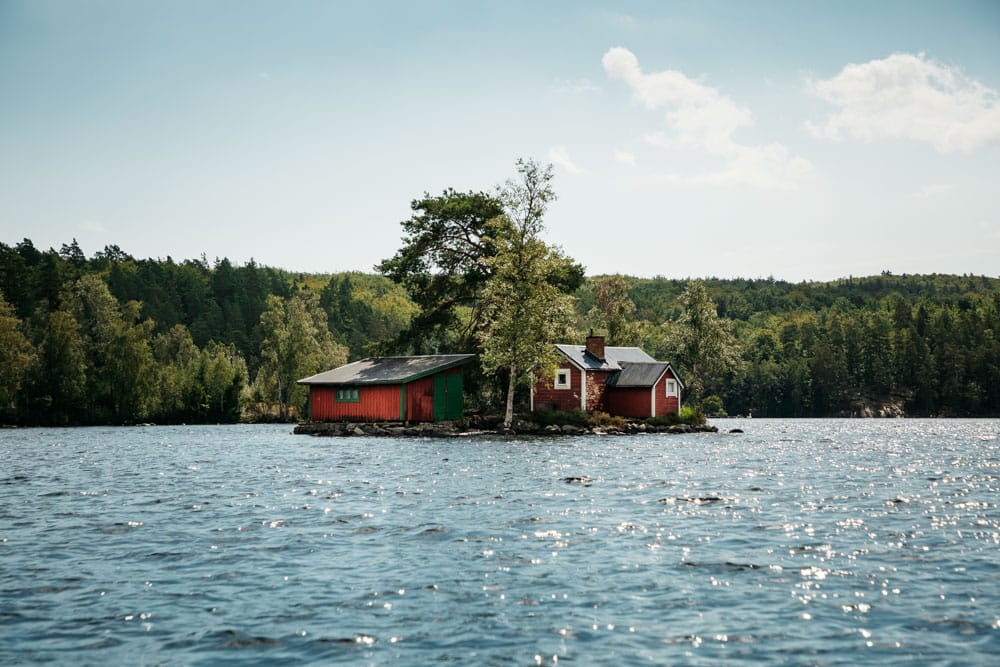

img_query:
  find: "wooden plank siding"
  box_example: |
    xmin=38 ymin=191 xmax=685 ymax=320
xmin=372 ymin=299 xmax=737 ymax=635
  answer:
xmin=307 ymin=367 xmax=467 ymax=423
xmin=404 ymin=376 xmax=435 ymax=422
xmin=654 ymin=370 xmax=681 ymax=416
xmin=604 ymin=387 xmax=654 ymax=419
xmin=531 ymin=363 xmax=584 ymax=413
xmin=308 ymin=384 xmax=402 ymax=422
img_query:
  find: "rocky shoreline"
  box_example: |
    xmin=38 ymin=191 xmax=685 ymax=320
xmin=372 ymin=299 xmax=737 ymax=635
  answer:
xmin=293 ymin=418 xmax=720 ymax=438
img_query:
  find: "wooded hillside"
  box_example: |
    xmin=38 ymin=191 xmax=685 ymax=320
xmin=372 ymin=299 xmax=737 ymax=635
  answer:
xmin=2 ymin=237 xmax=998 ymax=423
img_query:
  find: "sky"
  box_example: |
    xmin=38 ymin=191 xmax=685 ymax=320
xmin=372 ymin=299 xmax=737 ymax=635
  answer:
xmin=2 ymin=1 xmax=998 ymax=282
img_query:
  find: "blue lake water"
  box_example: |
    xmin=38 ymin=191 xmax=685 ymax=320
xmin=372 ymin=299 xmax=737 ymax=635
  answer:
xmin=1 ymin=419 xmax=999 ymax=665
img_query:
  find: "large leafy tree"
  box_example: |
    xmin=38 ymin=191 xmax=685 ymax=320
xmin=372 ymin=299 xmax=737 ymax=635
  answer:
xmin=0 ymin=291 xmax=34 ymax=419
xmin=662 ymin=280 xmax=742 ymax=409
xmin=152 ymin=324 xmax=202 ymax=422
xmin=478 ymin=159 xmax=578 ymax=428
xmin=67 ymin=275 xmax=157 ymax=423
xmin=587 ymin=275 xmax=638 ymax=345
xmin=253 ymin=291 xmax=348 ymax=420
xmin=197 ymin=341 xmax=248 ymax=422
xmin=377 ymin=189 xmax=506 ymax=353
xmin=27 ymin=308 xmax=87 ymax=424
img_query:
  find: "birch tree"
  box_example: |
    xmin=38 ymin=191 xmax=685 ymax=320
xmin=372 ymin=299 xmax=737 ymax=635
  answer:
xmin=478 ymin=159 xmax=577 ymax=429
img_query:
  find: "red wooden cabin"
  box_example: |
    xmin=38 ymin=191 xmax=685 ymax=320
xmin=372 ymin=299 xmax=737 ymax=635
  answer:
xmin=298 ymin=354 xmax=474 ymax=422
xmin=531 ymin=334 xmax=683 ymax=419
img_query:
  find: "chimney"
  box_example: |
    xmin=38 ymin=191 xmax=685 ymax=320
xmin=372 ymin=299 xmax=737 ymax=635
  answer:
xmin=585 ymin=329 xmax=605 ymax=361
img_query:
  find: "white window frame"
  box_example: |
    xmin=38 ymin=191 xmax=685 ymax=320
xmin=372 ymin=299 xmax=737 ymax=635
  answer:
xmin=666 ymin=380 xmax=676 ymax=397
xmin=554 ymin=369 xmax=571 ymax=390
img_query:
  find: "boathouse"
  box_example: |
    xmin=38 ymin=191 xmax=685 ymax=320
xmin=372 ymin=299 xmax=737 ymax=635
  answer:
xmin=531 ymin=334 xmax=683 ymax=419
xmin=297 ymin=354 xmax=474 ymax=423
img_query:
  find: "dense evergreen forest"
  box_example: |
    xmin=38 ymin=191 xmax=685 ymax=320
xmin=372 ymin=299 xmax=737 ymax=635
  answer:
xmin=2 ymin=237 xmax=998 ymax=424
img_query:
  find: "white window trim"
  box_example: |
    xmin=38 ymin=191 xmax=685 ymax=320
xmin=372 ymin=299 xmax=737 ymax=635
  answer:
xmin=666 ymin=380 xmax=677 ymax=397
xmin=554 ymin=369 xmax=571 ymax=390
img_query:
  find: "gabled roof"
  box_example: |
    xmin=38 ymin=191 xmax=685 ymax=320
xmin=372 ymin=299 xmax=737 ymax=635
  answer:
xmin=605 ymin=361 xmax=684 ymax=389
xmin=554 ymin=344 xmax=656 ymax=372
xmin=298 ymin=354 xmax=475 ymax=386
xmin=605 ymin=362 xmax=673 ymax=388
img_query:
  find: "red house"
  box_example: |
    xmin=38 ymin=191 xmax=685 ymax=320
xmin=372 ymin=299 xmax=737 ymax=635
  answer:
xmin=531 ymin=334 xmax=683 ymax=419
xmin=298 ymin=354 xmax=475 ymax=422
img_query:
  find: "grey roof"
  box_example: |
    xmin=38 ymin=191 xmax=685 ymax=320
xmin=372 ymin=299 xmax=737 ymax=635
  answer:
xmin=554 ymin=344 xmax=656 ymax=371
xmin=605 ymin=362 xmax=671 ymax=388
xmin=298 ymin=354 xmax=475 ymax=386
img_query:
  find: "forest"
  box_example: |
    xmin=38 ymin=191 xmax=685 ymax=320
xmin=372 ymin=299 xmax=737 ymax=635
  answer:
xmin=2 ymin=231 xmax=998 ymax=425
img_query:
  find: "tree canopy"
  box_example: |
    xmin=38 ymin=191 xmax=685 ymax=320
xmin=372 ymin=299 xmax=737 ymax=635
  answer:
xmin=3 ymin=220 xmax=999 ymax=423
xmin=478 ymin=160 xmax=578 ymax=428
xmin=377 ymin=189 xmax=505 ymax=354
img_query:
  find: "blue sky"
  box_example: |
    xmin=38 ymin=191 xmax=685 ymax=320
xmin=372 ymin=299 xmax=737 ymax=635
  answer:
xmin=2 ymin=1 xmax=998 ymax=281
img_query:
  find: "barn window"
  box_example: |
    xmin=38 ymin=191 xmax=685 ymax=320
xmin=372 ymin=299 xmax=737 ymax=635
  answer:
xmin=555 ymin=369 xmax=570 ymax=389
xmin=335 ymin=387 xmax=360 ymax=402
xmin=666 ymin=380 xmax=676 ymax=396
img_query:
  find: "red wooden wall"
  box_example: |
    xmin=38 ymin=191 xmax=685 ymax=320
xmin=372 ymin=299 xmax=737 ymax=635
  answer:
xmin=405 ymin=376 xmax=435 ymax=422
xmin=308 ymin=384 xmax=401 ymax=422
xmin=653 ymin=370 xmax=681 ymax=416
xmin=532 ymin=363 xmax=583 ymax=412
xmin=307 ymin=367 xmax=466 ymax=422
xmin=604 ymin=387 xmax=652 ymax=419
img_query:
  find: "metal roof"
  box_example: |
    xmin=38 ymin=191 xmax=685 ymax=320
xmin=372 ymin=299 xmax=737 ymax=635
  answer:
xmin=297 ymin=354 xmax=475 ymax=386
xmin=605 ymin=362 xmax=671 ymax=388
xmin=554 ymin=344 xmax=656 ymax=371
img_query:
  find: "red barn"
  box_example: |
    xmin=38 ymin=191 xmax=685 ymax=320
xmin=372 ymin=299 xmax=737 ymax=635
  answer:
xmin=531 ymin=334 xmax=683 ymax=419
xmin=298 ymin=354 xmax=474 ymax=423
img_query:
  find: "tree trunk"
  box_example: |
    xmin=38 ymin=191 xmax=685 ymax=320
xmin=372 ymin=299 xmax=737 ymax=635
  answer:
xmin=504 ymin=361 xmax=516 ymax=429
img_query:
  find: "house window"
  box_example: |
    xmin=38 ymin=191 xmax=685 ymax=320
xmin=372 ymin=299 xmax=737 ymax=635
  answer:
xmin=666 ymin=380 xmax=676 ymax=396
xmin=335 ymin=387 xmax=360 ymax=403
xmin=554 ymin=369 xmax=570 ymax=389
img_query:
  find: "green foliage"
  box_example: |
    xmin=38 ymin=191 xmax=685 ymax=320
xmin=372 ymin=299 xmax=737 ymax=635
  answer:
xmin=376 ymin=188 xmax=505 ymax=354
xmin=478 ymin=159 xmax=578 ymax=428
xmin=700 ymin=395 xmax=727 ymax=417
xmin=25 ymin=308 xmax=86 ymax=424
xmin=661 ymin=280 xmax=743 ymax=406
xmin=251 ymin=290 xmax=348 ymax=421
xmin=587 ymin=275 xmax=638 ymax=345
xmin=0 ymin=291 xmax=34 ymax=417
xmin=4 ymin=231 xmax=1000 ymax=424
xmin=529 ymin=409 xmax=627 ymax=429
xmin=319 ymin=272 xmax=416 ymax=359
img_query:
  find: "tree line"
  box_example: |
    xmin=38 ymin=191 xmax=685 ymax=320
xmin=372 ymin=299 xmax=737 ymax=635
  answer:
xmin=0 ymin=240 xmax=412 ymax=424
xmin=578 ymin=273 xmax=1000 ymax=417
xmin=3 ymin=164 xmax=999 ymax=424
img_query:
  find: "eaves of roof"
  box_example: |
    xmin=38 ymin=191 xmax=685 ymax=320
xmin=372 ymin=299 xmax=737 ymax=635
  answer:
xmin=297 ymin=354 xmax=475 ymax=386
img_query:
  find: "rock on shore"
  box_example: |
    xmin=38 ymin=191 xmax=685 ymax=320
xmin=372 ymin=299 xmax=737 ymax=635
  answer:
xmin=293 ymin=419 xmax=718 ymax=438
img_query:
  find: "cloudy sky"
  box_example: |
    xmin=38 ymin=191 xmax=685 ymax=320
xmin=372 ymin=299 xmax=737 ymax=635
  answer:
xmin=2 ymin=1 xmax=998 ymax=282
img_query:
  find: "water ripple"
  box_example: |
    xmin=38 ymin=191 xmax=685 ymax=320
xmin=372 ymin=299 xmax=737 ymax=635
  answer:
xmin=1 ymin=420 xmax=999 ymax=664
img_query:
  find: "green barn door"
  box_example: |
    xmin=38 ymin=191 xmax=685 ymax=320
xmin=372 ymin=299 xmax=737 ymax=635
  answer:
xmin=433 ymin=373 xmax=464 ymax=421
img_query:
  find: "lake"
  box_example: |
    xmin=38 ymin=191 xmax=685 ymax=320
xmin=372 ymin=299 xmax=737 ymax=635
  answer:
xmin=2 ymin=419 xmax=998 ymax=665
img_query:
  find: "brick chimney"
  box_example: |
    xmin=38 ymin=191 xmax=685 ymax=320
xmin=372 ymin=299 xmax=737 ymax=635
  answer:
xmin=585 ymin=330 xmax=606 ymax=361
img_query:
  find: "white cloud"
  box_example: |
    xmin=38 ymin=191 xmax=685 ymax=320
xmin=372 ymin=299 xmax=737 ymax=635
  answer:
xmin=602 ymin=47 xmax=811 ymax=189
xmin=547 ymin=146 xmax=583 ymax=174
xmin=614 ymin=149 xmax=636 ymax=165
xmin=807 ymin=52 xmax=1000 ymax=152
